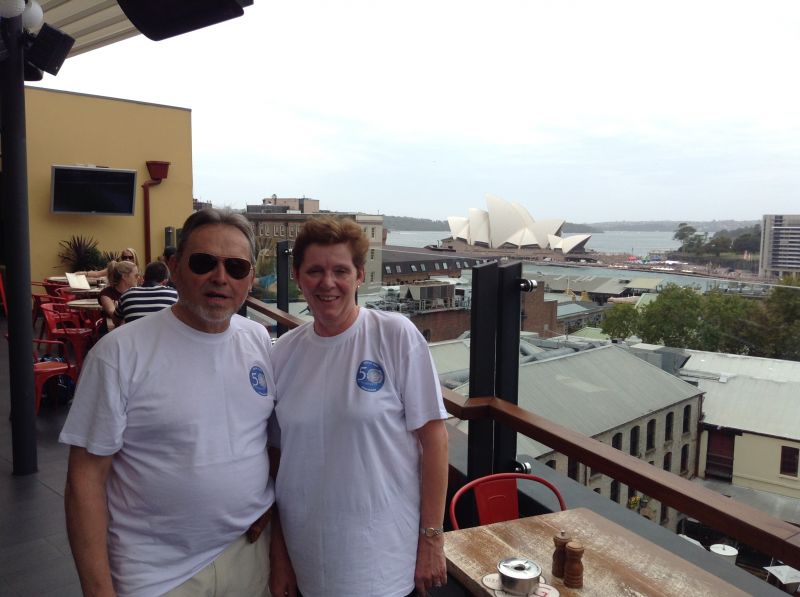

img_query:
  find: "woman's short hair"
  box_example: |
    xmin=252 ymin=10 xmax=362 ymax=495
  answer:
xmin=108 ymin=259 xmax=138 ymax=286
xmin=292 ymin=216 xmax=369 ymax=270
xmin=176 ymin=208 xmax=256 ymax=261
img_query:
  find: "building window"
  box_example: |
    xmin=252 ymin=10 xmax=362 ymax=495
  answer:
xmin=665 ymin=412 xmax=674 ymax=442
xmin=420 ymin=264 xmax=426 ymax=271
xmin=610 ymin=480 xmax=620 ymax=503
xmin=442 ymin=262 xmax=448 ymax=269
xmin=280 ymin=225 xmax=286 ymax=236
xmin=568 ymin=458 xmax=579 ymax=481
xmin=434 ymin=263 xmax=440 ymax=270
xmin=545 ymin=459 xmax=556 ymax=469
xmin=274 ymin=224 xmax=280 ymax=235
xmin=646 ymin=419 xmax=656 ymax=451
xmin=680 ymin=444 xmax=689 ymax=473
xmin=630 ymin=426 xmax=640 ymax=456
xmin=593 ymin=487 xmax=602 ymax=495
xmin=780 ymin=446 xmax=800 ymax=477
xmin=371 ymin=227 xmax=375 ymax=238
xmin=456 ymin=261 xmax=461 ymax=268
xmin=663 ymin=452 xmax=672 ymax=472
xmin=288 ymin=225 xmax=296 ymax=238
xmin=411 ymin=265 xmax=417 ymax=272
xmin=370 ymin=272 xmax=374 ymax=282
xmin=385 ymin=266 xmax=391 ymax=274
xmin=612 ymin=432 xmax=622 ymax=450
xmin=660 ymin=504 xmax=669 ymax=524
xmin=395 ymin=265 xmax=401 ymax=273
xmin=370 ymin=248 xmax=375 ymax=260
xmin=682 ymin=405 xmax=691 ymax=434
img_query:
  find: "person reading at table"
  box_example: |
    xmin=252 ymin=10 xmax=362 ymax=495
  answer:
xmin=114 ymin=261 xmax=178 ymax=325
xmin=97 ymin=260 xmax=138 ymax=336
xmin=270 ymin=216 xmax=449 ymax=597
xmin=60 ymin=208 xmax=288 ymax=596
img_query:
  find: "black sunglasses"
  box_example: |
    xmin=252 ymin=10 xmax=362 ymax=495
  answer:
xmin=187 ymin=252 xmax=253 ymax=279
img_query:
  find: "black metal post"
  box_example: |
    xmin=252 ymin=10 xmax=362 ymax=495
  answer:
xmin=276 ymin=240 xmax=289 ymax=337
xmin=493 ymin=261 xmax=523 ymax=473
xmin=467 ymin=262 xmax=497 ymax=480
xmin=1 ymin=16 xmax=38 ymax=474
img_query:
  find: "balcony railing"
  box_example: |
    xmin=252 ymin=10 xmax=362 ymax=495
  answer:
xmin=245 ymin=295 xmax=800 ymax=570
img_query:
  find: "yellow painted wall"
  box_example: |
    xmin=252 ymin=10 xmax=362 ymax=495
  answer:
xmin=25 ymin=87 xmax=193 ymax=282
xmin=732 ymin=433 xmax=800 ymax=499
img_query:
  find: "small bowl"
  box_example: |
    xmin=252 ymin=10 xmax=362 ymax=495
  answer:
xmin=497 ymin=557 xmax=541 ymax=595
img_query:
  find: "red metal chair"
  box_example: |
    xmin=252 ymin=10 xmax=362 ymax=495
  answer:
xmin=449 ymin=473 xmax=567 ymax=530
xmin=40 ymin=303 xmax=94 ymax=371
xmin=32 ymin=339 xmax=78 ymax=414
xmin=4 ymin=335 xmax=77 ymax=414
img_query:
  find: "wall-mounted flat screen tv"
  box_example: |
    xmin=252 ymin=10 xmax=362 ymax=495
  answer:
xmin=51 ymin=165 xmax=137 ymax=215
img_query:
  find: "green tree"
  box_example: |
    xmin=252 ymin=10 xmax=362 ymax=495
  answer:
xmin=760 ymin=275 xmax=800 ymax=361
xmin=638 ymin=284 xmax=702 ymax=347
xmin=601 ymin=304 xmax=639 ymax=340
xmin=696 ymin=290 xmax=760 ymax=354
xmin=673 ymin=223 xmax=697 ymax=251
xmin=732 ymin=233 xmax=760 ymax=253
xmin=703 ymin=235 xmax=732 ymax=256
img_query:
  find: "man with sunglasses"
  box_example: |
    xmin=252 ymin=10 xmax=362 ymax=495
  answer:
xmin=61 ymin=209 xmax=289 ymax=597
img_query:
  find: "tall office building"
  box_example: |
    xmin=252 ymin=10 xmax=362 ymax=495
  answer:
xmin=759 ymin=214 xmax=800 ymax=278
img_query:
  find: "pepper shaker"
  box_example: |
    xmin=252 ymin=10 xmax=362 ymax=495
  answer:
xmin=564 ymin=540 xmax=585 ymax=589
xmin=551 ymin=530 xmax=571 ymax=578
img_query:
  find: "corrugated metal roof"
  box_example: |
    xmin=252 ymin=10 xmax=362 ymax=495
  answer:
xmin=569 ymin=327 xmax=611 ymax=340
xmin=627 ymin=277 xmax=662 ymax=290
xmin=454 ymin=344 xmax=702 ymax=457
xmin=428 ymin=339 xmax=470 ymax=375
xmin=557 ymin=303 xmax=590 ymax=317
xmin=681 ymin=351 xmax=800 ymax=383
xmin=698 ymin=376 xmax=800 ymax=441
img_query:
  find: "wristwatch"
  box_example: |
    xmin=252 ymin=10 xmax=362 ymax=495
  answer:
xmin=420 ymin=526 xmax=444 ymax=538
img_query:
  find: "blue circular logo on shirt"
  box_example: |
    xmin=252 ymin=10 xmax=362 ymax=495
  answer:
xmin=356 ymin=360 xmax=385 ymax=392
xmin=250 ymin=366 xmax=269 ymax=396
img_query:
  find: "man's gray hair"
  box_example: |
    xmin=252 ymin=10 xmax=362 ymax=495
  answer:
xmin=176 ymin=208 xmax=256 ymax=261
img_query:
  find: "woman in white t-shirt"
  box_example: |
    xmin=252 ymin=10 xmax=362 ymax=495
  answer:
xmin=270 ymin=216 xmax=449 ymax=597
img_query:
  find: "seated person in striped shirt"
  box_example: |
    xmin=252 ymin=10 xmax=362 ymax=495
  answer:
xmin=114 ymin=261 xmax=179 ymax=325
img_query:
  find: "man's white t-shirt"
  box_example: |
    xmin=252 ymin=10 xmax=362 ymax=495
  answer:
xmin=271 ymin=308 xmax=447 ymax=597
xmin=60 ymin=308 xmax=276 ymax=597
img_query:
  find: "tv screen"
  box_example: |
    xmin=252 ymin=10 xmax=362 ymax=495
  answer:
xmin=51 ymin=165 xmax=137 ymax=215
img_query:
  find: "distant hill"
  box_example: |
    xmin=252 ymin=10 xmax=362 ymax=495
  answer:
xmin=585 ymin=220 xmax=758 ymax=233
xmin=562 ymin=223 xmax=601 ymax=233
xmin=382 ymin=217 xmax=759 ymax=234
xmin=383 ymin=216 xmax=449 ymax=231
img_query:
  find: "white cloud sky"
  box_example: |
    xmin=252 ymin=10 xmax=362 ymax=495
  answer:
xmin=31 ymin=0 xmax=800 ymax=222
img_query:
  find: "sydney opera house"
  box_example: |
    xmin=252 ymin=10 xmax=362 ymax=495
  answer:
xmin=447 ymin=195 xmax=591 ymax=254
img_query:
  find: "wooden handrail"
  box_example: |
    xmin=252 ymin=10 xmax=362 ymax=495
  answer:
xmin=245 ymin=296 xmax=306 ymax=329
xmin=443 ymin=393 xmax=800 ymax=569
xmin=247 ymin=296 xmax=800 ymax=567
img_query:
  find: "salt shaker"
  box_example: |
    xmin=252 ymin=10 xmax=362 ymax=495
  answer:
xmin=563 ymin=540 xmax=584 ymax=589
xmin=551 ymin=530 xmax=571 ymax=578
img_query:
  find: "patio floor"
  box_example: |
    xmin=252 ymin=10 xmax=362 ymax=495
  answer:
xmin=0 ymin=317 xmax=82 ymax=596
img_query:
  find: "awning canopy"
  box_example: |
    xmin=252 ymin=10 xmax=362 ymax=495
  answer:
xmin=41 ymin=0 xmax=140 ymax=58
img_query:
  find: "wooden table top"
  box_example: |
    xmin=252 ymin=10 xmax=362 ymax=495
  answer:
xmin=67 ymin=299 xmax=102 ymax=310
xmin=444 ymin=508 xmax=748 ymax=596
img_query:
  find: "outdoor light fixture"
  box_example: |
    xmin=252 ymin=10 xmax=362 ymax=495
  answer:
xmin=21 ymin=0 xmax=42 ymax=31
xmin=25 ymin=22 xmax=74 ymax=75
xmin=118 ymin=0 xmax=254 ymax=41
